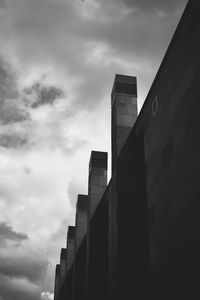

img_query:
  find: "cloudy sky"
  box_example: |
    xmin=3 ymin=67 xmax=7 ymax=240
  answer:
xmin=0 ymin=0 xmax=187 ymax=299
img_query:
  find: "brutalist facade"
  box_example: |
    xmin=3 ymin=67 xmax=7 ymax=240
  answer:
xmin=54 ymin=0 xmax=200 ymax=299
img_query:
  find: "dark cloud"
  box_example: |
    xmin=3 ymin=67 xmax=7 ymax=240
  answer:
xmin=0 ymin=57 xmax=17 ymax=100
xmin=1 ymin=0 xmax=186 ymax=109
xmin=0 ymin=222 xmax=28 ymax=245
xmin=0 ymin=131 xmax=28 ymax=148
xmin=0 ymin=255 xmax=48 ymax=283
xmin=0 ymin=57 xmax=29 ymax=125
xmin=0 ymin=99 xmax=29 ymax=125
xmin=23 ymin=82 xmax=64 ymax=109
xmin=0 ymin=274 xmax=40 ymax=300
xmin=0 ymin=234 xmax=49 ymax=299
xmin=0 ymin=56 xmax=69 ymax=150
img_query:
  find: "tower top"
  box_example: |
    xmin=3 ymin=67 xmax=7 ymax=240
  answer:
xmin=89 ymin=151 xmax=107 ymax=172
xmin=55 ymin=264 xmax=60 ymax=275
xmin=60 ymin=248 xmax=67 ymax=260
xmin=67 ymin=226 xmax=75 ymax=239
xmin=111 ymin=74 xmax=137 ymax=99
xmin=76 ymin=194 xmax=88 ymax=211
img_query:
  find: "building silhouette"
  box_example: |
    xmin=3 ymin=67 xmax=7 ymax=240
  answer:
xmin=54 ymin=0 xmax=200 ymax=298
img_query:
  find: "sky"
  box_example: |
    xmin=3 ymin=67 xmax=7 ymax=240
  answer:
xmin=0 ymin=0 xmax=187 ymax=299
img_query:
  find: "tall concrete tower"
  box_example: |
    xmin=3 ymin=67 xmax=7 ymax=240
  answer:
xmin=75 ymin=194 xmax=88 ymax=252
xmin=54 ymin=264 xmax=60 ymax=300
xmin=88 ymin=151 xmax=107 ymax=218
xmin=66 ymin=226 xmax=75 ymax=273
xmin=111 ymin=74 xmax=137 ymax=173
xmin=86 ymin=151 xmax=108 ymax=300
xmin=60 ymin=248 xmax=67 ymax=285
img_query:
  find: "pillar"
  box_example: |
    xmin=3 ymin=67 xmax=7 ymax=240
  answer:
xmin=86 ymin=151 xmax=108 ymax=300
xmin=60 ymin=248 xmax=67 ymax=285
xmin=111 ymin=74 xmax=137 ymax=173
xmin=88 ymin=151 xmax=107 ymax=218
xmin=66 ymin=226 xmax=75 ymax=300
xmin=75 ymin=194 xmax=88 ymax=252
xmin=73 ymin=195 xmax=88 ymax=300
xmin=66 ymin=226 xmax=75 ymax=273
xmin=109 ymin=74 xmax=149 ymax=300
xmin=54 ymin=264 xmax=60 ymax=300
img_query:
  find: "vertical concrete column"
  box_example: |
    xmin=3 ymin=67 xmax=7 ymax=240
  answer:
xmin=111 ymin=74 xmax=137 ymax=173
xmin=86 ymin=151 xmax=107 ymax=300
xmin=66 ymin=226 xmax=75 ymax=273
xmin=88 ymin=151 xmax=108 ymax=218
xmin=73 ymin=195 xmax=88 ymax=300
xmin=75 ymin=194 xmax=88 ymax=252
xmin=60 ymin=248 xmax=67 ymax=286
xmin=54 ymin=264 xmax=60 ymax=300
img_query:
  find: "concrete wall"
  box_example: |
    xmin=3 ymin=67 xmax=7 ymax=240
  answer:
xmin=87 ymin=183 xmax=110 ymax=300
xmin=73 ymin=236 xmax=87 ymax=300
xmin=133 ymin=0 xmax=200 ymax=296
xmin=109 ymin=132 xmax=149 ymax=300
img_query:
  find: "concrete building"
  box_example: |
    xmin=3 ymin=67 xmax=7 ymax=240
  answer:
xmin=54 ymin=0 xmax=200 ymax=298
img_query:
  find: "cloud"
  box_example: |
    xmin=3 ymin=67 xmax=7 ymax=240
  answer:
xmin=0 ymin=98 xmax=29 ymax=125
xmin=0 ymin=57 xmax=28 ymax=126
xmin=0 ymin=254 xmax=48 ymax=284
xmin=0 ymin=222 xmax=28 ymax=246
xmin=0 ymin=224 xmax=50 ymax=300
xmin=0 ymin=0 xmax=187 ymax=115
xmin=0 ymin=274 xmax=40 ymax=300
xmin=0 ymin=56 xmax=69 ymax=150
xmin=23 ymin=81 xmax=64 ymax=109
xmin=0 ymin=57 xmax=30 ymax=148
xmin=0 ymin=129 xmax=29 ymax=149
xmin=0 ymin=0 xmax=185 ymax=151
xmin=41 ymin=291 xmax=53 ymax=300
xmin=0 ymin=223 xmax=49 ymax=298
xmin=0 ymin=57 xmax=17 ymax=100
xmin=5 ymin=0 xmax=187 ymax=108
